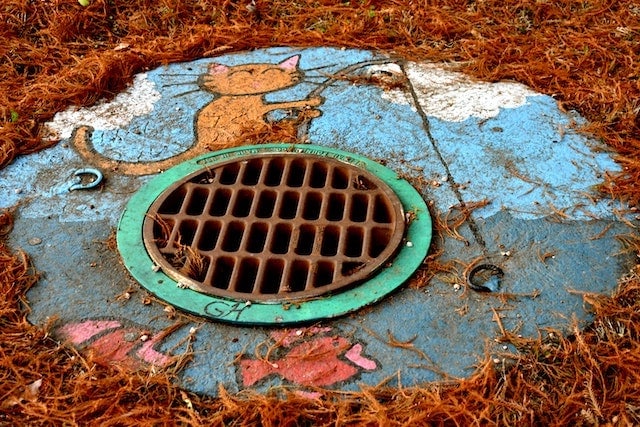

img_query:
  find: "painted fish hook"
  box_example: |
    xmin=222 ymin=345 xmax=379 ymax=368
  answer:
xmin=69 ymin=168 xmax=103 ymax=191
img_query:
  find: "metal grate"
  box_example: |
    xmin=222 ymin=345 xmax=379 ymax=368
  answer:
xmin=143 ymin=153 xmax=406 ymax=302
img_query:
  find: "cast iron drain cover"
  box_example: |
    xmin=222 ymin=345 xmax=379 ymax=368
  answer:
xmin=143 ymin=153 xmax=405 ymax=302
xmin=118 ymin=144 xmax=431 ymax=324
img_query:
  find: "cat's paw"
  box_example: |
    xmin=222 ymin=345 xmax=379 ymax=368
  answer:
xmin=306 ymin=96 xmax=323 ymax=107
xmin=303 ymin=109 xmax=322 ymax=118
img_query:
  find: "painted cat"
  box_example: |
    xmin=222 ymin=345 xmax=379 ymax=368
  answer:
xmin=72 ymin=55 xmax=322 ymax=175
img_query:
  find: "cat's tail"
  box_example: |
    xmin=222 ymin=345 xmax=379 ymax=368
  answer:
xmin=71 ymin=126 xmax=208 ymax=176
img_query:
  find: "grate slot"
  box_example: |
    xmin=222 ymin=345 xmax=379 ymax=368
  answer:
xmin=158 ymin=186 xmax=187 ymax=214
xmin=287 ymin=260 xmax=310 ymax=292
xmin=313 ymin=261 xmax=336 ymax=288
xmin=344 ymin=226 xmax=364 ymax=257
xmin=256 ymin=190 xmax=277 ymax=218
xmin=259 ymin=259 xmax=285 ymax=294
xmin=220 ymin=221 xmax=245 ymax=252
xmin=270 ymin=223 xmax=292 ymax=254
xmin=184 ymin=185 xmax=210 ymax=216
xmin=209 ymin=188 xmax=232 ymax=216
xmin=177 ymin=219 xmax=198 ymax=246
xmin=348 ymin=193 xmax=369 ymax=222
xmin=241 ymin=158 xmax=263 ymax=186
xmin=143 ymin=152 xmax=406 ymax=302
xmin=231 ymin=189 xmax=255 ymax=217
xmin=196 ymin=220 xmax=222 ymax=251
xmin=353 ymin=174 xmax=378 ymax=191
xmin=278 ymin=191 xmax=300 ymax=219
xmin=286 ymin=158 xmax=307 ymax=187
xmin=341 ymin=261 xmax=365 ymax=276
xmin=246 ymin=222 xmax=269 ymax=253
xmin=326 ymin=193 xmax=345 ymax=221
xmin=373 ymin=194 xmax=393 ymax=223
xmin=294 ymin=224 xmax=316 ymax=256
xmin=192 ymin=170 xmax=216 ymax=184
xmin=310 ymin=161 xmax=328 ymax=188
xmin=369 ymin=227 xmax=392 ymax=258
xmin=264 ymin=157 xmax=286 ymax=186
xmin=233 ymin=258 xmax=259 ymax=293
xmin=330 ymin=165 xmax=349 ymax=189
xmin=209 ymin=256 xmax=235 ymax=290
xmin=320 ymin=225 xmax=340 ymax=256
xmin=219 ymin=163 xmax=241 ymax=185
xmin=302 ymin=192 xmax=323 ymax=220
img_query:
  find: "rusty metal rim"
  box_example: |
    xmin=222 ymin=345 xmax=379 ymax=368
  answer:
xmin=117 ymin=144 xmax=432 ymax=325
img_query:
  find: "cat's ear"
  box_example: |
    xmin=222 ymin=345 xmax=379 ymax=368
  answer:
xmin=208 ymin=63 xmax=230 ymax=75
xmin=278 ymin=55 xmax=300 ymax=71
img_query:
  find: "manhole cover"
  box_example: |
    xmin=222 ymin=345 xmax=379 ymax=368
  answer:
xmin=118 ymin=144 xmax=431 ymax=324
xmin=143 ymin=152 xmax=406 ymax=302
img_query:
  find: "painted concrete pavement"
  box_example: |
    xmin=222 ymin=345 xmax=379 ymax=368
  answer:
xmin=1 ymin=47 xmax=637 ymax=395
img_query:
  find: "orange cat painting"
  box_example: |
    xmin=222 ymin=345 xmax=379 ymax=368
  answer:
xmin=72 ymin=55 xmax=322 ymax=175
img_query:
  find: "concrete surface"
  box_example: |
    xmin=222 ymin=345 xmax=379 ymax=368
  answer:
xmin=1 ymin=47 xmax=637 ymax=396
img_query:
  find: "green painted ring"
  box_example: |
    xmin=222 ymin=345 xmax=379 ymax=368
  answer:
xmin=117 ymin=144 xmax=432 ymax=325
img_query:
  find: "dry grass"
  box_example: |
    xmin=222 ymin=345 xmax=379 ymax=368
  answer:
xmin=2 ymin=0 xmax=640 ymax=424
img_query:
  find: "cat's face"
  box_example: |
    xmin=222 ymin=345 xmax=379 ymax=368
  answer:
xmin=199 ymin=55 xmax=302 ymax=95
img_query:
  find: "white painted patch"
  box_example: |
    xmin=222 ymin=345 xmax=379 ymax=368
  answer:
xmin=382 ymin=62 xmax=540 ymax=122
xmin=364 ymin=63 xmax=405 ymax=81
xmin=43 ymin=73 xmax=161 ymax=140
xmin=366 ymin=63 xmax=403 ymax=74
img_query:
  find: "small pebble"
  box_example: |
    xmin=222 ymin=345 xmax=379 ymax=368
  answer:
xmin=406 ymin=241 xmax=413 ymax=247
xmin=453 ymin=283 xmax=461 ymax=291
xmin=140 ymin=334 xmax=149 ymax=342
xmin=493 ymin=358 xmax=501 ymax=364
xmin=28 ymin=237 xmax=42 ymax=246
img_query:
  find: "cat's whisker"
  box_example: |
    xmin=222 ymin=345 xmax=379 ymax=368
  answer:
xmin=162 ymin=82 xmax=200 ymax=87
xmin=302 ymin=81 xmax=337 ymax=87
xmin=162 ymin=73 xmax=203 ymax=76
xmin=304 ymin=63 xmax=338 ymax=72
xmin=304 ymin=71 xmax=353 ymax=80
xmin=172 ymin=89 xmax=204 ymax=98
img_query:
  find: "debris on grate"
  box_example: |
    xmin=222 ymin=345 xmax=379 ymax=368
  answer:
xmin=143 ymin=153 xmax=406 ymax=302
